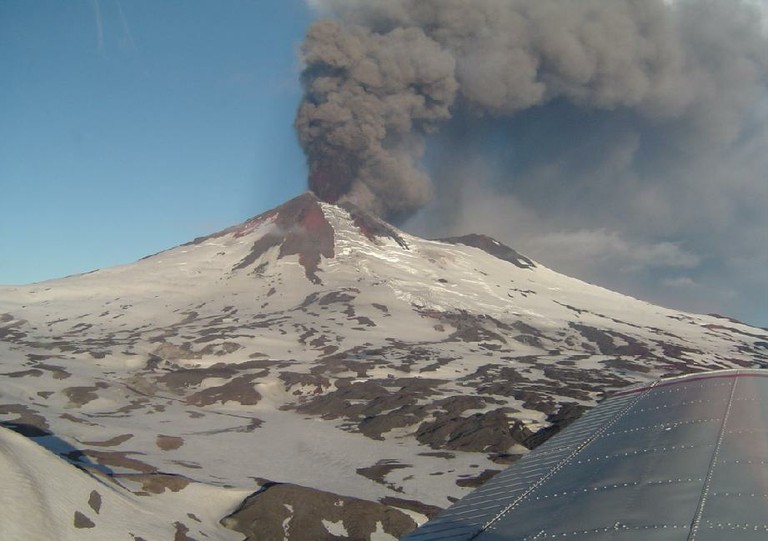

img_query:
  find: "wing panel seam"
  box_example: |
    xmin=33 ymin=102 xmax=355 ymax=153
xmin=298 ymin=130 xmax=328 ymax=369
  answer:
xmin=470 ymin=382 xmax=659 ymax=539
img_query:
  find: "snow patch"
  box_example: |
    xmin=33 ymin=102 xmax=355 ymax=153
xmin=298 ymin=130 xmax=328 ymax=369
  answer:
xmin=322 ymin=518 xmax=348 ymax=536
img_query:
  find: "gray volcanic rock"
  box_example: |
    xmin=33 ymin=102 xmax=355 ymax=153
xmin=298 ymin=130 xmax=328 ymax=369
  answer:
xmin=228 ymin=193 xmax=336 ymax=284
xmin=439 ymin=234 xmax=534 ymax=269
xmin=221 ymin=483 xmax=417 ymax=541
xmin=1 ymin=192 xmax=767 ymax=539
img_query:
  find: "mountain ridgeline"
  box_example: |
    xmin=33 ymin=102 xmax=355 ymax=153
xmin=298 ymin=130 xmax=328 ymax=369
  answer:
xmin=1 ymin=192 xmax=767 ymax=540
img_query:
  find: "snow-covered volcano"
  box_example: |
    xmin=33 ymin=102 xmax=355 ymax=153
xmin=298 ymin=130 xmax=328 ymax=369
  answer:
xmin=2 ymin=192 xmax=767 ymax=540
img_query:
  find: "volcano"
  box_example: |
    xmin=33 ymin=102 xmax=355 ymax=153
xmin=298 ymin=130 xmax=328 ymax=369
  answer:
xmin=1 ymin=192 xmax=767 ymax=540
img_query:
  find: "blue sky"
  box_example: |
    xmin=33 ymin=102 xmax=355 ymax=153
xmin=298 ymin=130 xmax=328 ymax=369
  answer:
xmin=2 ymin=1 xmax=767 ymax=327
xmin=1 ymin=1 xmax=313 ymax=283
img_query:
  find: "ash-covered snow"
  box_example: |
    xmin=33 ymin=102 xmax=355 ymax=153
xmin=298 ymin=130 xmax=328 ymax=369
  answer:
xmin=1 ymin=192 xmax=767 ymax=540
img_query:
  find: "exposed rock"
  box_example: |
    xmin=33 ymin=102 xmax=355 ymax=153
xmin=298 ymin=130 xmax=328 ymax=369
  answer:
xmin=63 ymin=383 xmax=108 ymax=406
xmin=156 ymin=435 xmax=184 ymax=451
xmin=279 ymin=371 xmax=331 ymax=395
xmin=185 ymin=374 xmax=262 ymax=407
xmin=80 ymin=434 xmax=134 ymax=447
xmin=416 ymin=409 xmax=522 ymax=453
xmin=2 ymin=191 xmax=768 ymax=541
xmin=221 ymin=483 xmax=417 ymax=541
xmin=318 ymin=290 xmax=358 ymax=305
xmin=356 ymin=459 xmax=411 ymax=491
xmin=173 ymin=521 xmax=194 ymax=541
xmin=488 ymin=452 xmax=524 ymax=465
xmin=440 ymin=234 xmax=535 ymax=269
xmin=341 ymin=202 xmax=409 ymax=250
xmin=88 ymin=490 xmax=102 ymax=514
xmin=73 ymin=511 xmax=95 ymax=529
xmin=0 ymin=404 xmax=51 ymax=435
xmin=232 ymin=193 xmax=335 ymax=284
xmin=379 ymin=496 xmax=442 ymax=519
xmin=81 ymin=450 xmax=157 ymax=474
xmin=33 ymin=362 xmax=71 ymax=380
xmin=127 ymin=473 xmax=192 ymax=494
xmin=359 ymin=405 xmax=426 ymax=440
xmin=456 ymin=468 xmax=502 ymax=488
xmin=570 ymin=323 xmax=653 ymax=357
xmin=522 ymin=403 xmax=590 ymax=449
xmin=3 ymin=368 xmax=43 ymax=378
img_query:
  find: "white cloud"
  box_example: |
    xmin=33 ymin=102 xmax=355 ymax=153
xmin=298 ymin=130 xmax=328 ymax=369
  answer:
xmin=531 ymin=229 xmax=700 ymax=273
xmin=305 ymin=0 xmax=330 ymax=13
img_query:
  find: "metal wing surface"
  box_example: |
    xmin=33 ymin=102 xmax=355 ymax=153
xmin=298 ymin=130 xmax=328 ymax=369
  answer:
xmin=402 ymin=369 xmax=768 ymax=541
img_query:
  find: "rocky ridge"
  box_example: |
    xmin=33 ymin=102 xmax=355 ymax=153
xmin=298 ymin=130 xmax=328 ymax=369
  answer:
xmin=1 ymin=192 xmax=767 ymax=540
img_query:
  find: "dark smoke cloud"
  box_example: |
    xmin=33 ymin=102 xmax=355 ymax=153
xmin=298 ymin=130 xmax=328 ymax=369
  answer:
xmin=296 ymin=19 xmax=457 ymax=217
xmin=299 ymin=0 xmax=766 ymax=215
xmin=298 ymin=0 xmax=768 ymax=325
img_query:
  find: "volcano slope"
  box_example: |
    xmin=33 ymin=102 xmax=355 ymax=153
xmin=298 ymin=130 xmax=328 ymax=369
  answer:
xmin=1 ymin=192 xmax=767 ymax=540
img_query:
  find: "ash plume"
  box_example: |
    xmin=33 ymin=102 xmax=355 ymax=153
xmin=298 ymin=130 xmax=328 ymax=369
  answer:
xmin=297 ymin=0 xmax=768 ymax=324
xmin=296 ymin=19 xmax=457 ymax=218
xmin=298 ymin=0 xmax=766 ymax=217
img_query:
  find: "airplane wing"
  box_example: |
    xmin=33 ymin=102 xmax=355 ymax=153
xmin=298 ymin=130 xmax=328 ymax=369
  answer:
xmin=402 ymin=369 xmax=768 ymax=540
